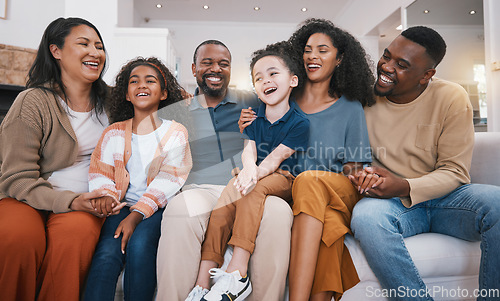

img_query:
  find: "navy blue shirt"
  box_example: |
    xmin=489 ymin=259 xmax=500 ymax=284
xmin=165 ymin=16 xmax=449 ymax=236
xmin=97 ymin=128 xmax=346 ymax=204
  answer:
xmin=244 ymin=101 xmax=310 ymax=176
xmin=186 ymin=88 xmax=260 ymax=185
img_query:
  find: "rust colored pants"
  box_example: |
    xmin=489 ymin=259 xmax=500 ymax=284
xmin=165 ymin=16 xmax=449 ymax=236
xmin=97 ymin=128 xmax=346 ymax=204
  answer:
xmin=291 ymin=170 xmax=362 ymax=300
xmin=0 ymin=198 xmax=104 ymax=301
xmin=201 ymin=170 xmax=294 ymax=265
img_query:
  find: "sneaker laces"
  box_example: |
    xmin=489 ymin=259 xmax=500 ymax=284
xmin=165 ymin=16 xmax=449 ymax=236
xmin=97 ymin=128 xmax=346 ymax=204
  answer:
xmin=186 ymin=285 xmax=207 ymax=301
xmin=208 ymin=268 xmax=234 ymax=294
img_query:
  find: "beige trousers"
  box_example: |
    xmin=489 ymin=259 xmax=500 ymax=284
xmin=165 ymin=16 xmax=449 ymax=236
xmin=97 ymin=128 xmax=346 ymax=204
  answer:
xmin=156 ymin=184 xmax=293 ymax=301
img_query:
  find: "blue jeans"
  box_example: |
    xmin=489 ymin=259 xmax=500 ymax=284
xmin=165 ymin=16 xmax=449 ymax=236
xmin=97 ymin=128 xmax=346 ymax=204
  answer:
xmin=351 ymin=184 xmax=500 ymax=301
xmin=84 ymin=207 xmax=164 ymax=301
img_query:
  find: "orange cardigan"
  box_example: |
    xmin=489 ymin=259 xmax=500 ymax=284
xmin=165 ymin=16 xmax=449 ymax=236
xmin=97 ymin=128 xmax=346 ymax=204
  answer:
xmin=89 ymin=118 xmax=192 ymax=218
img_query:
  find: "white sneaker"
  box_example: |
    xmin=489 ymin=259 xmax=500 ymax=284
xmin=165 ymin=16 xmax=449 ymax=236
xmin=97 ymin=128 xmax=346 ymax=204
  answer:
xmin=201 ymin=268 xmax=252 ymax=301
xmin=185 ymin=285 xmax=209 ymax=301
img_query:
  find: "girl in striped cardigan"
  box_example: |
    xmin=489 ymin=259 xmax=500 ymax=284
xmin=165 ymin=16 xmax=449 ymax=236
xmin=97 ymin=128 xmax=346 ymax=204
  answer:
xmin=84 ymin=57 xmax=192 ymax=301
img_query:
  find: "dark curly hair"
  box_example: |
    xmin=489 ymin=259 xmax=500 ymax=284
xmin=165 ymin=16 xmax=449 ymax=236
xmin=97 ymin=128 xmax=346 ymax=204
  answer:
xmin=401 ymin=26 xmax=446 ymax=67
xmin=27 ymin=17 xmax=108 ymax=116
xmin=289 ymin=18 xmax=375 ymax=106
xmin=109 ymin=57 xmax=186 ymax=123
xmin=250 ymin=41 xmax=302 ymax=89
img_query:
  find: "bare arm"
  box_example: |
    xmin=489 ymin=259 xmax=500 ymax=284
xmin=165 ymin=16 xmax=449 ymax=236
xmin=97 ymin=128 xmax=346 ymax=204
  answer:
xmin=257 ymin=144 xmax=295 ymax=180
xmin=234 ymin=140 xmax=258 ymax=195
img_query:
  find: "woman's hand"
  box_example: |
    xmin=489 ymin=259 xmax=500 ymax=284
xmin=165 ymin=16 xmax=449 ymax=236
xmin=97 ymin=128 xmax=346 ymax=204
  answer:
xmin=70 ymin=190 xmax=108 ymax=217
xmin=234 ymin=166 xmax=258 ymax=195
xmin=91 ymin=196 xmax=126 ymax=216
xmin=348 ymin=166 xmax=409 ymax=198
xmin=349 ymin=168 xmax=384 ymax=194
xmin=238 ymin=107 xmax=257 ymax=134
xmin=114 ymin=211 xmax=143 ymax=254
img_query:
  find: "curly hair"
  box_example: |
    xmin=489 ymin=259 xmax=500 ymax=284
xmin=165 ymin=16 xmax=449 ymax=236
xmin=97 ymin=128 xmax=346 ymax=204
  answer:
xmin=250 ymin=40 xmax=303 ymax=86
xmin=289 ymin=18 xmax=375 ymax=106
xmin=109 ymin=57 xmax=186 ymax=123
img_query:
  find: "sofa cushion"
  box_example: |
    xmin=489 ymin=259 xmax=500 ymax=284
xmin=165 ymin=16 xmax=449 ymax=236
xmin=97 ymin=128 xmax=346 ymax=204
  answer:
xmin=345 ymin=233 xmax=480 ymax=282
xmin=470 ymin=132 xmax=500 ymax=185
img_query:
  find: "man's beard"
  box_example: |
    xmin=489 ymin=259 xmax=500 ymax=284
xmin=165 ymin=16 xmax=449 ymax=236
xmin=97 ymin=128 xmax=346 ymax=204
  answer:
xmin=373 ymin=83 xmax=393 ymax=97
xmin=198 ymin=75 xmax=226 ymax=98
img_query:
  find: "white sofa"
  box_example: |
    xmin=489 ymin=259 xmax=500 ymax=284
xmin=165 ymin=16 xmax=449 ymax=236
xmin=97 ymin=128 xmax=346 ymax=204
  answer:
xmin=115 ymin=133 xmax=499 ymax=301
xmin=340 ymin=132 xmax=500 ymax=301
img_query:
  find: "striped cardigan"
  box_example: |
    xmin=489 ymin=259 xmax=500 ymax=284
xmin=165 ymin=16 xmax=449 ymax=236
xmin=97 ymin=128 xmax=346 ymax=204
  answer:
xmin=89 ymin=118 xmax=192 ymax=218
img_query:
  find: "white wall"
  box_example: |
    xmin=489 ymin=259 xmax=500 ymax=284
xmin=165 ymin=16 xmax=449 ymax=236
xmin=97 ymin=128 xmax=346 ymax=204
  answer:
xmin=336 ymin=0 xmax=415 ymax=36
xmin=140 ymin=20 xmax=298 ymax=92
xmin=109 ymin=27 xmax=175 ymax=84
xmin=0 ymin=0 xmax=64 ymax=49
xmin=139 ymin=20 xmax=381 ymax=93
xmin=484 ymin=0 xmax=500 ymax=131
xmin=429 ymin=26 xmax=485 ymax=82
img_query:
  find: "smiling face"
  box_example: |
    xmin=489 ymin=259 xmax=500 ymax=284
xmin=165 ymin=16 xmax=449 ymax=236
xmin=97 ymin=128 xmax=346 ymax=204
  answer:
xmin=303 ymin=32 xmax=341 ymax=84
xmin=192 ymin=44 xmax=231 ymax=98
xmin=50 ymin=24 xmax=105 ymax=85
xmin=252 ymin=55 xmax=298 ymax=107
xmin=374 ymin=35 xmax=436 ymax=104
xmin=126 ymin=65 xmax=167 ymax=115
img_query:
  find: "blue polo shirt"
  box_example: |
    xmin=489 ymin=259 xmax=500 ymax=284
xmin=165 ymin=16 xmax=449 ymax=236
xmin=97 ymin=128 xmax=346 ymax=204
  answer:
xmin=244 ymin=101 xmax=309 ymax=176
xmin=186 ymin=88 xmax=260 ymax=185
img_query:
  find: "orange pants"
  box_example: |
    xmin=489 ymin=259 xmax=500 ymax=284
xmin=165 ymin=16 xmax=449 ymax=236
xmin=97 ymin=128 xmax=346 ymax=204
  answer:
xmin=292 ymin=170 xmax=361 ymax=300
xmin=0 ymin=198 xmax=103 ymax=301
xmin=201 ymin=170 xmax=294 ymax=265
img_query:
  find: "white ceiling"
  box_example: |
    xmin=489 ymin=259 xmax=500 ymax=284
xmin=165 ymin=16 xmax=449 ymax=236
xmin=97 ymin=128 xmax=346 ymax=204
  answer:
xmin=134 ymin=0 xmax=484 ymax=27
xmin=407 ymin=0 xmax=483 ymax=26
xmin=135 ymin=0 xmax=353 ymax=24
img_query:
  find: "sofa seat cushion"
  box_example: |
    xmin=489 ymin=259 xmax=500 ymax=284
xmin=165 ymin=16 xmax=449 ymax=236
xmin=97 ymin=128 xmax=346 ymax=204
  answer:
xmin=344 ymin=233 xmax=480 ymax=282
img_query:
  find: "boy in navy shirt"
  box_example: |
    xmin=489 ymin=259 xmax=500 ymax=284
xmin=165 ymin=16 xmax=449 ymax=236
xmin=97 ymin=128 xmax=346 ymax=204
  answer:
xmin=185 ymin=41 xmax=309 ymax=301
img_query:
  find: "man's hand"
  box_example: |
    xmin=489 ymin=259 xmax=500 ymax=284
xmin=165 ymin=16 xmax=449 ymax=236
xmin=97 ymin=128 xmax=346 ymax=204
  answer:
xmin=238 ymin=107 xmax=257 ymax=134
xmin=349 ymin=166 xmax=410 ymax=198
xmin=91 ymin=196 xmax=126 ymax=216
xmin=114 ymin=211 xmax=143 ymax=254
xmin=234 ymin=166 xmax=258 ymax=195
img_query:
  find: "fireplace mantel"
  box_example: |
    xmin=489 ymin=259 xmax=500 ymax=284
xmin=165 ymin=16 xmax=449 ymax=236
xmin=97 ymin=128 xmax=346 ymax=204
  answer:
xmin=0 ymin=83 xmax=25 ymax=124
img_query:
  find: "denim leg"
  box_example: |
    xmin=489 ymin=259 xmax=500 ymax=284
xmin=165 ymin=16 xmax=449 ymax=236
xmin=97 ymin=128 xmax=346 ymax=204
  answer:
xmin=84 ymin=209 xmax=128 ymax=301
xmin=123 ymin=208 xmax=164 ymax=301
xmin=428 ymin=184 xmax=500 ymax=301
xmin=351 ymin=197 xmax=433 ymax=301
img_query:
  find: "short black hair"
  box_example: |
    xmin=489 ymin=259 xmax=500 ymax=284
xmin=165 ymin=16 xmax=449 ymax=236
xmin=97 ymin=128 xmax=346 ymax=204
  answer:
xmin=401 ymin=26 xmax=447 ymax=67
xmin=250 ymin=41 xmax=302 ymax=85
xmin=193 ymin=40 xmax=231 ymax=64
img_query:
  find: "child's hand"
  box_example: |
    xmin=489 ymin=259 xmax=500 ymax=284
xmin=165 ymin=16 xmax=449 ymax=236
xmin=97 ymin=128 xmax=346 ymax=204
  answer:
xmin=114 ymin=211 xmax=143 ymax=254
xmin=234 ymin=167 xmax=258 ymax=195
xmin=91 ymin=196 xmax=126 ymax=216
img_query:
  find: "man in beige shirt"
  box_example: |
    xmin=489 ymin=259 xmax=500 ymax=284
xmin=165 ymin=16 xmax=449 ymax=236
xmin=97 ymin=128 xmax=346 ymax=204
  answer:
xmin=349 ymin=26 xmax=500 ymax=300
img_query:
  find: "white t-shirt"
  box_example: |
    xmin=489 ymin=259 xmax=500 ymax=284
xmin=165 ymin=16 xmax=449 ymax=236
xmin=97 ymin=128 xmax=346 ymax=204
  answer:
xmin=47 ymin=99 xmax=109 ymax=193
xmin=124 ymin=119 xmax=171 ymax=206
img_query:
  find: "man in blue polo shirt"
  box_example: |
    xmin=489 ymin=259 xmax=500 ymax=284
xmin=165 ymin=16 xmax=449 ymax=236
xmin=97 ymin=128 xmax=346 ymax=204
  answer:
xmin=156 ymin=40 xmax=293 ymax=301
